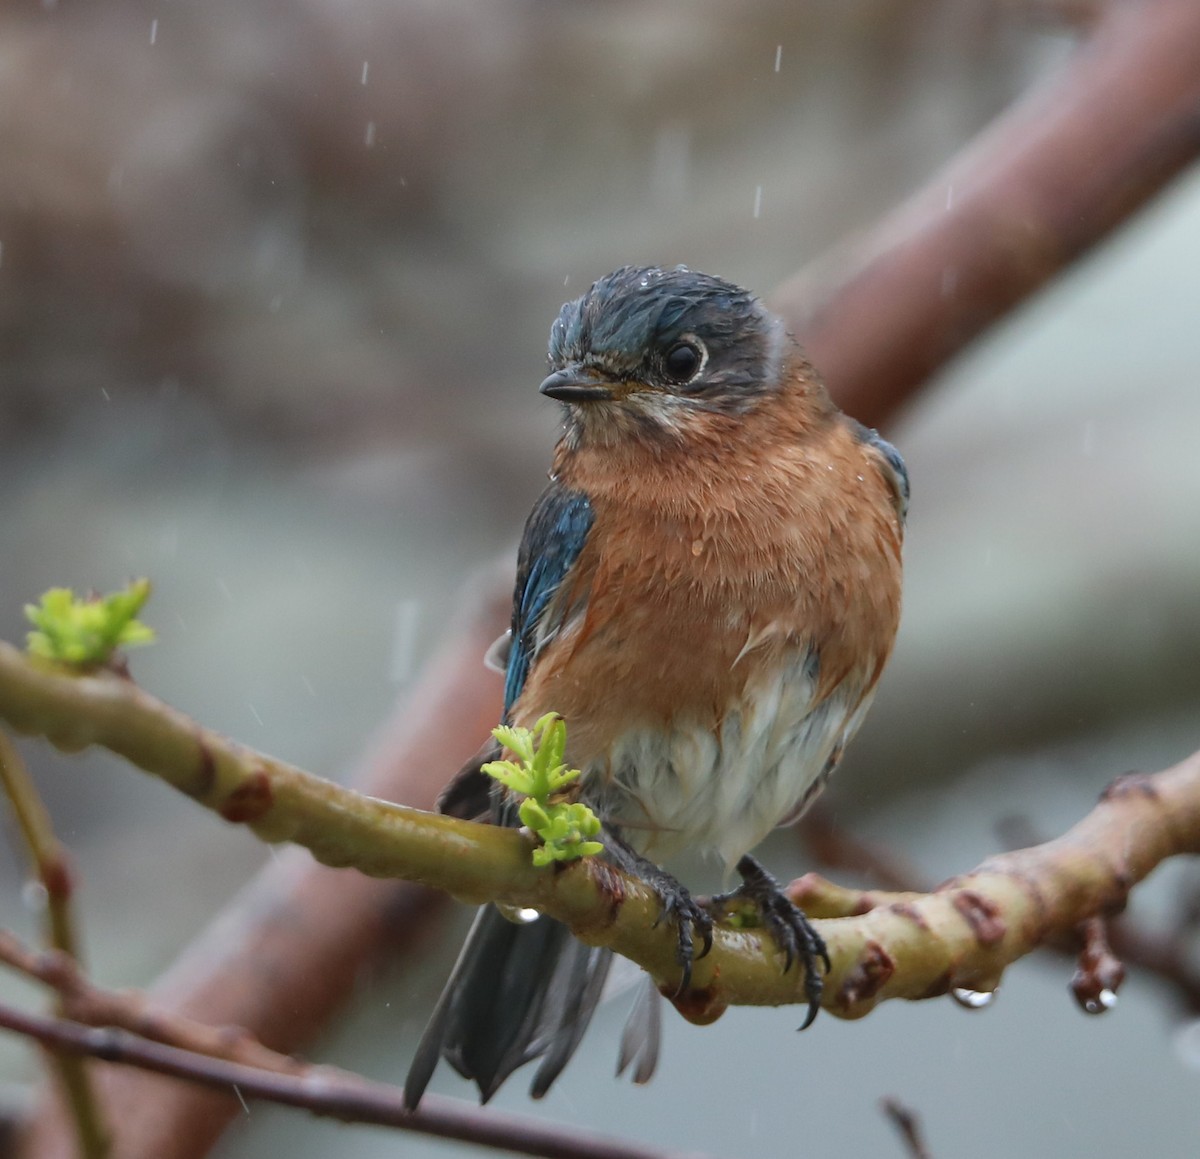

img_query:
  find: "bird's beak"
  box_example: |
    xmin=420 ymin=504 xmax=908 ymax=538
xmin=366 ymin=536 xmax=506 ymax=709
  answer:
xmin=539 ymin=366 xmax=615 ymax=403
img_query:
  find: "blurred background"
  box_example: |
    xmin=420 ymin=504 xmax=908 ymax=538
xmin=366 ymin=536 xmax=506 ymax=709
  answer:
xmin=1 ymin=0 xmax=1199 ymax=1155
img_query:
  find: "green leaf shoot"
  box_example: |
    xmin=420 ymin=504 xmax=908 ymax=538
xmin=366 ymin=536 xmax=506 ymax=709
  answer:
xmin=25 ymin=580 xmax=156 ymax=670
xmin=482 ymin=713 xmax=603 ymax=866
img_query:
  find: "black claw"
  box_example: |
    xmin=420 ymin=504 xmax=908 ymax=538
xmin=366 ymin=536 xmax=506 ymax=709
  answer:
xmin=603 ymin=828 xmax=712 ymax=996
xmin=650 ymin=873 xmax=711 ymax=995
xmin=718 ymin=854 xmax=829 ymax=1029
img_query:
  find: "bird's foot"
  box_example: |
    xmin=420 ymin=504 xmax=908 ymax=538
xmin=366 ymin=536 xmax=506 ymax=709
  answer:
xmin=646 ymin=863 xmax=713 ymax=995
xmin=603 ymin=832 xmax=713 ymax=996
xmin=711 ymin=854 xmax=830 ymax=1028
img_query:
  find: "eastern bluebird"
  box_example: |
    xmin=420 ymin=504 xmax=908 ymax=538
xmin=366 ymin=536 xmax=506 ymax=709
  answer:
xmin=405 ymin=265 xmax=907 ymax=1106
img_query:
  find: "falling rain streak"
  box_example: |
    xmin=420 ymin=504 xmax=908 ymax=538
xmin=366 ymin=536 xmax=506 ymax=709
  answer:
xmin=753 ymin=185 xmax=763 ymax=218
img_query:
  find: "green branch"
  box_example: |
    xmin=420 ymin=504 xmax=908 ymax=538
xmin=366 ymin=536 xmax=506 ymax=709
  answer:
xmin=0 ymin=638 xmax=1198 ymax=1021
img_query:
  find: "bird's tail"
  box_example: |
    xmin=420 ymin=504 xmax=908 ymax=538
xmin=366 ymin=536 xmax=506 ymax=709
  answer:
xmin=404 ymin=903 xmax=613 ymax=1106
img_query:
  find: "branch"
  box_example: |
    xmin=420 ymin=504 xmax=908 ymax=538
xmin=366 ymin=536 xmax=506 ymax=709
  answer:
xmin=776 ymin=0 xmax=1200 ymax=427
xmin=17 ymin=565 xmax=512 ymax=1159
xmin=0 ymin=999 xmax=711 ymax=1159
xmin=0 ymin=732 xmax=110 ymax=1158
xmin=2 ymin=639 xmax=1199 ymax=1019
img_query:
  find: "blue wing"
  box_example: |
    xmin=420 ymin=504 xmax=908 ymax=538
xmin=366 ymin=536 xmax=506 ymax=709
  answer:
xmin=504 ymin=482 xmax=594 ymax=714
xmin=848 ymin=420 xmax=910 ymax=524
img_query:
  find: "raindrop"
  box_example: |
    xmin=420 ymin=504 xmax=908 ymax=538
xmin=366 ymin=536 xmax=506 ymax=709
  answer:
xmin=21 ymin=881 xmax=49 ymax=913
xmin=232 ymin=1084 xmax=250 ymax=1115
xmin=364 ymin=120 xmax=377 ymax=148
xmin=753 ymin=184 xmax=763 ymax=219
xmin=774 ymin=45 xmax=782 ymax=73
xmin=390 ymin=599 xmax=421 ymax=684
xmin=951 ymin=986 xmax=997 ymax=1010
xmin=149 ymin=18 xmax=158 ymax=45
xmin=247 ymin=703 xmax=264 ymax=727
xmin=361 ymin=60 xmax=370 ymax=86
xmin=1082 ymin=988 xmax=1118 ymax=1015
xmin=945 ymin=184 xmax=956 ymax=210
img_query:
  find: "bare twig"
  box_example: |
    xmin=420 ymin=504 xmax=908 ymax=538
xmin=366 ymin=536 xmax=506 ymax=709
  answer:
xmin=880 ymin=1096 xmax=933 ymax=1159
xmin=0 ymin=1000 xmax=711 ymax=1159
xmin=797 ymin=804 xmax=930 ymax=894
xmin=0 ymin=732 xmax=110 ymax=1159
xmin=1070 ymin=916 xmax=1126 ymax=1013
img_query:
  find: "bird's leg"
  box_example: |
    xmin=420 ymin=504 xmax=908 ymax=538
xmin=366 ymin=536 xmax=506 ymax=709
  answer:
xmin=602 ymin=828 xmax=713 ymax=996
xmin=710 ymin=853 xmax=830 ymax=1029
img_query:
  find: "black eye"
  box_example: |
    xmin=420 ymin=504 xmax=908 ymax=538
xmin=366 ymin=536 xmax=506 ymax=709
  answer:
xmin=662 ymin=341 xmax=702 ymax=384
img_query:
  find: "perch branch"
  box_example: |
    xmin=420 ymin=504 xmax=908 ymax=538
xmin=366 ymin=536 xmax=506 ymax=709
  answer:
xmin=1 ymin=641 xmax=1199 ymax=1019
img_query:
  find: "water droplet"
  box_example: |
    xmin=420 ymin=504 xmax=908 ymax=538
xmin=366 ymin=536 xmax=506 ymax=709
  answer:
xmin=515 ymin=907 xmax=540 ymax=924
xmin=753 ymin=184 xmax=763 ymax=219
xmin=773 ymin=45 xmax=782 ymax=73
xmin=361 ymin=60 xmax=370 ymax=86
xmin=951 ymin=986 xmax=997 ymax=1010
xmin=364 ymin=120 xmax=377 ymax=148
xmin=1082 ymin=988 xmax=1118 ymax=1015
xmin=149 ymin=18 xmax=158 ymax=45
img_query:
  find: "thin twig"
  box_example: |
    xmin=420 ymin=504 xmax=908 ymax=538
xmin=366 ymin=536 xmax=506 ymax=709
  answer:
xmin=0 ymin=732 xmax=110 ymax=1159
xmin=0 ymin=999 xmax=711 ymax=1159
xmin=0 ymin=930 xmax=306 ymax=1077
xmin=880 ymin=1096 xmax=933 ymax=1159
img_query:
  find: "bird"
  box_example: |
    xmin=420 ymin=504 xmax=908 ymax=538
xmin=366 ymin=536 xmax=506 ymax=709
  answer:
xmin=404 ymin=264 xmax=907 ymax=1108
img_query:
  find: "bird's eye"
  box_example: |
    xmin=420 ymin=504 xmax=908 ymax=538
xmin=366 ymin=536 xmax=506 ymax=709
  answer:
xmin=662 ymin=341 xmax=702 ymax=385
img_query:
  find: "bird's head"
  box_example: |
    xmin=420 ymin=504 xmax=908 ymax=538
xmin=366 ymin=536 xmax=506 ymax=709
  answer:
xmin=542 ymin=266 xmax=797 ymax=446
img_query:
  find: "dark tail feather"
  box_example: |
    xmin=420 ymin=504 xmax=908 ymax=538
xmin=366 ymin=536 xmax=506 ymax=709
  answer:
xmin=616 ymin=975 xmax=662 ymax=1085
xmin=405 ymin=904 xmax=612 ymax=1107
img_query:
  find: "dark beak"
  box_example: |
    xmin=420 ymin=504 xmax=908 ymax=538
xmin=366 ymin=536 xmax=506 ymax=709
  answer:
xmin=538 ymin=366 xmax=614 ymax=403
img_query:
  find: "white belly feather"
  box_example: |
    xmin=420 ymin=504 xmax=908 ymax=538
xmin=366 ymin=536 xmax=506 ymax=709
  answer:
xmin=585 ymin=650 xmax=872 ymax=871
